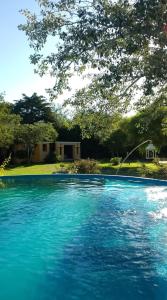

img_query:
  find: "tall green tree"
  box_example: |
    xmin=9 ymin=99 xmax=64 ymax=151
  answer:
xmin=0 ymin=97 xmax=21 ymax=150
xmin=107 ymin=106 xmax=167 ymax=156
xmin=19 ymin=0 xmax=167 ymax=112
xmin=16 ymin=122 xmax=58 ymax=162
xmin=12 ymin=93 xmax=56 ymax=124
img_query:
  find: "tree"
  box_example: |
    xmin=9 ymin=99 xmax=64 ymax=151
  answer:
xmin=19 ymin=0 xmax=167 ymax=113
xmin=72 ymin=110 xmax=121 ymax=140
xmin=109 ymin=106 xmax=167 ymax=156
xmin=0 ymin=97 xmax=21 ymax=150
xmin=12 ymin=93 xmax=56 ymax=124
xmin=0 ymin=92 xmax=5 ymax=102
xmin=16 ymin=122 xmax=58 ymax=162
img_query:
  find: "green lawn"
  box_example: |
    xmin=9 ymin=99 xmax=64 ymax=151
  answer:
xmin=3 ymin=163 xmax=70 ymax=176
xmin=99 ymin=161 xmax=159 ymax=176
xmin=2 ymin=161 xmax=159 ymax=177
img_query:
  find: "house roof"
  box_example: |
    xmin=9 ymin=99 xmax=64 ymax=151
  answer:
xmin=146 ymin=143 xmax=156 ymax=151
xmin=56 ymin=141 xmax=81 ymax=145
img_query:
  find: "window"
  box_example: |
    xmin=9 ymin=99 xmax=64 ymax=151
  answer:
xmin=43 ymin=144 xmax=47 ymax=152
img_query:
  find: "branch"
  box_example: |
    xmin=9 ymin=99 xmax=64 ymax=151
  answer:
xmin=119 ymin=75 xmax=143 ymax=99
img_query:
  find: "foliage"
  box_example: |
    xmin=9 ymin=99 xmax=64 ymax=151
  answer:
xmin=153 ymin=157 xmax=160 ymax=166
xmin=105 ymin=102 xmax=167 ymax=157
xmin=110 ymin=157 xmax=122 ymax=166
xmin=16 ymin=122 xmax=58 ymax=162
xmin=1 ymin=86 xmax=167 ymax=163
xmin=55 ymin=154 xmax=62 ymax=162
xmin=70 ymin=159 xmax=100 ymax=174
xmin=155 ymin=166 xmax=167 ymax=180
xmin=137 ymin=163 xmax=153 ymax=178
xmin=0 ymin=154 xmax=11 ymax=176
xmin=56 ymin=165 xmax=69 ymax=174
xmin=72 ymin=112 xmax=121 ymax=140
xmin=12 ymin=93 xmax=56 ymax=124
xmin=137 ymin=163 xmax=167 ymax=179
xmin=19 ymin=0 xmax=167 ymax=113
xmin=0 ymin=100 xmax=21 ymax=149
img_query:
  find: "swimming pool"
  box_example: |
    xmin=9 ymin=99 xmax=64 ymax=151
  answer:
xmin=0 ymin=175 xmax=167 ymax=300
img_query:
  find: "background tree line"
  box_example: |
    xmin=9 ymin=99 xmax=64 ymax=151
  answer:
xmin=0 ymin=89 xmax=167 ymax=163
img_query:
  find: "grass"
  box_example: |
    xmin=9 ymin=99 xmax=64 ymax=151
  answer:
xmin=2 ymin=161 xmax=160 ymax=177
xmin=99 ymin=161 xmax=159 ymax=176
xmin=3 ymin=162 xmax=70 ymax=176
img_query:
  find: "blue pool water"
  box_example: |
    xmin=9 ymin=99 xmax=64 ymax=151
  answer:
xmin=0 ymin=176 xmax=167 ymax=300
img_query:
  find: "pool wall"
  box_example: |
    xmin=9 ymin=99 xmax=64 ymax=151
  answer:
xmin=0 ymin=174 xmax=167 ymax=186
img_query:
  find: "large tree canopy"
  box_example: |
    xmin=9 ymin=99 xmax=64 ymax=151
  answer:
xmin=12 ymin=93 xmax=56 ymax=124
xmin=0 ymin=98 xmax=21 ymax=149
xmin=19 ymin=0 xmax=167 ymax=113
xmin=16 ymin=122 xmax=58 ymax=161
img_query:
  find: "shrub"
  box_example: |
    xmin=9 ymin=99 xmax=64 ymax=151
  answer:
xmin=56 ymin=163 xmax=69 ymax=174
xmin=137 ymin=163 xmax=154 ymax=178
xmin=55 ymin=166 xmax=69 ymax=174
xmin=153 ymin=157 xmax=160 ymax=166
xmin=59 ymin=163 xmax=65 ymax=168
xmin=110 ymin=157 xmax=122 ymax=166
xmin=155 ymin=166 xmax=167 ymax=180
xmin=137 ymin=163 xmax=167 ymax=180
xmin=56 ymin=154 xmax=62 ymax=162
xmin=0 ymin=154 xmax=11 ymax=176
xmin=70 ymin=159 xmax=100 ymax=174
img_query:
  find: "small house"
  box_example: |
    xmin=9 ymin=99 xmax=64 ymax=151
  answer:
xmin=14 ymin=141 xmax=81 ymax=163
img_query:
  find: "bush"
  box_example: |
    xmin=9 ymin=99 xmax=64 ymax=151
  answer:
xmin=137 ymin=163 xmax=154 ymax=178
xmin=59 ymin=163 xmax=65 ymax=168
xmin=155 ymin=166 xmax=167 ymax=180
xmin=55 ymin=155 xmax=62 ymax=162
xmin=110 ymin=157 xmax=122 ymax=166
xmin=70 ymin=159 xmax=100 ymax=174
xmin=153 ymin=157 xmax=160 ymax=166
xmin=56 ymin=163 xmax=69 ymax=174
xmin=137 ymin=164 xmax=167 ymax=180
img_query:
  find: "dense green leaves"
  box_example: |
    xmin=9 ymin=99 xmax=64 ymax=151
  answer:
xmin=12 ymin=93 xmax=56 ymax=124
xmin=0 ymin=94 xmax=58 ymax=163
xmin=16 ymin=122 xmax=58 ymax=161
xmin=0 ymin=100 xmax=21 ymax=149
xmin=19 ymin=0 xmax=167 ymax=112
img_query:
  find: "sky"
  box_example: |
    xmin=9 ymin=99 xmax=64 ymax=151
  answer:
xmin=0 ymin=0 xmax=82 ymax=103
xmin=0 ymin=1 xmax=134 ymax=114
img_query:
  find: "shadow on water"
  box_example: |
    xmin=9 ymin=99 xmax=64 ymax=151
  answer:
xmin=40 ymin=190 xmax=167 ymax=300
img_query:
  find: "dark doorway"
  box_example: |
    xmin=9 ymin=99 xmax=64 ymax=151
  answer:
xmin=49 ymin=143 xmax=55 ymax=152
xmin=64 ymin=145 xmax=73 ymax=160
